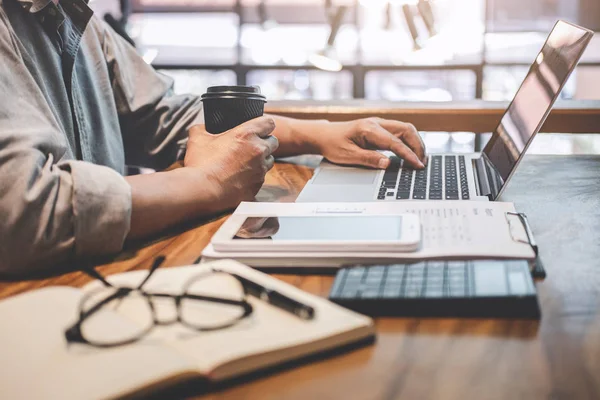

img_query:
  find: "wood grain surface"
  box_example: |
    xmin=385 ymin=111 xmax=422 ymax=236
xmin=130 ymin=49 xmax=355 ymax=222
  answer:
xmin=1 ymin=154 xmax=599 ymax=400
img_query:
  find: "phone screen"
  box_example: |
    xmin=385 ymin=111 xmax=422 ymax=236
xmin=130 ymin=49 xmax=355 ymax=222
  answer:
xmin=233 ymin=216 xmax=404 ymax=242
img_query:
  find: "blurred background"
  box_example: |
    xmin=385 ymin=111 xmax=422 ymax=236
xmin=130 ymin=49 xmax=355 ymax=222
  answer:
xmin=91 ymin=0 xmax=600 ymax=154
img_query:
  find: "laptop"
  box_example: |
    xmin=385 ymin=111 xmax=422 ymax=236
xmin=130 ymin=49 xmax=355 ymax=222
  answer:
xmin=297 ymin=21 xmax=594 ymax=203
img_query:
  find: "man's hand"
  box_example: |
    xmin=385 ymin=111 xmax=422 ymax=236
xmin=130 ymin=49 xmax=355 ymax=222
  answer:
xmin=315 ymin=118 xmax=426 ymax=169
xmin=184 ymin=116 xmax=278 ymax=210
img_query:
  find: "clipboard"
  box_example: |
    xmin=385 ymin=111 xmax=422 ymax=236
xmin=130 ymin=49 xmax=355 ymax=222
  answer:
xmin=505 ymin=212 xmax=546 ymax=279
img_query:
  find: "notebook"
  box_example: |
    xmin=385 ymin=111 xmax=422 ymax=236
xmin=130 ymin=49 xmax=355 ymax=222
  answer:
xmin=0 ymin=260 xmax=374 ymax=400
xmin=201 ymin=201 xmax=537 ymax=268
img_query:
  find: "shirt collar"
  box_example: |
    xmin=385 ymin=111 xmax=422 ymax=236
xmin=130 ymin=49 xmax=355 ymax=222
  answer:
xmin=17 ymin=0 xmax=92 ymax=33
xmin=16 ymin=0 xmax=54 ymax=14
xmin=16 ymin=0 xmax=91 ymax=14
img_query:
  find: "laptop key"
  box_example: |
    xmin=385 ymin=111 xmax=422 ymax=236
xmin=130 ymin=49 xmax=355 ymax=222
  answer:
xmin=396 ymin=191 xmax=410 ymax=199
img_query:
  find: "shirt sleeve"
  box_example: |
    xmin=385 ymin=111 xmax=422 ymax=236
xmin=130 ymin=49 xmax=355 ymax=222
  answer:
xmin=0 ymin=19 xmax=131 ymax=276
xmin=99 ymin=20 xmax=204 ymax=170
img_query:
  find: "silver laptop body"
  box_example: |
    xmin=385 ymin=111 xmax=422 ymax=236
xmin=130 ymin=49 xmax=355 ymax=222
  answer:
xmin=297 ymin=21 xmax=593 ymax=203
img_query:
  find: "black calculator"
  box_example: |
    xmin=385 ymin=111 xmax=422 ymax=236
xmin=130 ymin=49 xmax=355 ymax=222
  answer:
xmin=328 ymin=260 xmax=541 ymax=319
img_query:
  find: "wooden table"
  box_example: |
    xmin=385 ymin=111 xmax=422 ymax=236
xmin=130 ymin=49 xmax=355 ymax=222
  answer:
xmin=1 ymin=154 xmax=600 ymax=399
xmin=267 ymin=100 xmax=600 ymax=133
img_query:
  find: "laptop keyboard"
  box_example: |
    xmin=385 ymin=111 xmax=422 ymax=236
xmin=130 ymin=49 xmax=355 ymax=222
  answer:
xmin=377 ymin=155 xmax=470 ymax=200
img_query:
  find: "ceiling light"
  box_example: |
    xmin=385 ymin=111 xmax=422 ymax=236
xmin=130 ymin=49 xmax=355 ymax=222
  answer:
xmin=417 ymin=0 xmax=437 ymax=37
xmin=309 ymin=51 xmax=343 ymax=72
xmin=258 ymin=0 xmax=278 ymax=31
xmin=310 ymin=4 xmax=347 ymax=72
xmin=401 ymin=4 xmax=422 ymax=51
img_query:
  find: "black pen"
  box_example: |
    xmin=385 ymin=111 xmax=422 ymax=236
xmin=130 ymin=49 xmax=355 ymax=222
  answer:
xmin=227 ymin=272 xmax=315 ymax=320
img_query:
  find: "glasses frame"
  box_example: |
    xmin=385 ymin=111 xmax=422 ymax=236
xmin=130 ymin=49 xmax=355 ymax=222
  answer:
xmin=65 ymin=257 xmax=254 ymax=348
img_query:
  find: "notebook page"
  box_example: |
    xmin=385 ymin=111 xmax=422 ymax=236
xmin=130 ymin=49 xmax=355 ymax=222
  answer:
xmin=205 ymin=201 xmax=535 ymax=261
xmin=85 ymin=261 xmax=374 ymax=380
xmin=0 ymin=287 xmax=198 ymax=400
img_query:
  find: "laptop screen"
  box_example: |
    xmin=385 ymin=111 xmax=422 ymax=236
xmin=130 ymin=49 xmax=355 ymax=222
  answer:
xmin=482 ymin=21 xmax=593 ymax=197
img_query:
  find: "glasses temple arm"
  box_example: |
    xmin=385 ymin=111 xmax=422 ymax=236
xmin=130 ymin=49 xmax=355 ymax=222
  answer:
xmin=137 ymin=256 xmax=166 ymax=290
xmin=83 ymin=268 xmax=113 ymax=287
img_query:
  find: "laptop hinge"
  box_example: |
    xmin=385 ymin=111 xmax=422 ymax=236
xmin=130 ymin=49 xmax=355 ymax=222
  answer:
xmin=472 ymin=158 xmax=493 ymax=200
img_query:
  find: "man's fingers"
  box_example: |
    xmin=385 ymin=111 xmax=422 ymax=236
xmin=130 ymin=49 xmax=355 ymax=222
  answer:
xmin=374 ymin=119 xmax=427 ymax=163
xmin=361 ymin=122 xmax=425 ymax=169
xmin=263 ymin=135 xmax=279 ymax=155
xmin=265 ymin=155 xmax=275 ymax=171
xmin=234 ymin=116 xmax=276 ymax=139
xmin=352 ymin=149 xmax=391 ymax=169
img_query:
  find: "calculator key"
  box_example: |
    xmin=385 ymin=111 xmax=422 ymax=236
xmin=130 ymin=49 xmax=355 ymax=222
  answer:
xmin=347 ymin=268 xmax=366 ymax=278
xmin=407 ymin=267 xmax=425 ymax=275
xmin=428 ymin=261 xmax=446 ymax=269
xmin=405 ymin=276 xmax=424 ymax=284
xmin=427 ymin=268 xmax=445 ymax=276
xmin=388 ymin=265 xmax=405 ymax=274
xmin=385 ymin=276 xmax=404 ymax=285
xmin=449 ymin=284 xmax=466 ymax=292
xmin=365 ymin=278 xmax=383 ymax=286
xmin=361 ymin=289 xmax=380 ymax=299
xmin=329 ymin=270 xmax=347 ymax=297
xmin=404 ymin=288 xmax=421 ymax=297
xmin=448 ymin=278 xmax=465 ymax=286
xmin=405 ymin=273 xmax=424 ymax=281
xmin=449 ymin=288 xmax=466 ymax=297
xmin=426 ymin=279 xmax=445 ymax=287
xmin=425 ymin=289 xmax=444 ymax=298
xmin=382 ymin=287 xmax=402 ymax=298
xmin=448 ymin=270 xmax=466 ymax=279
xmin=366 ymin=271 xmax=384 ymax=280
xmin=447 ymin=261 xmax=466 ymax=269
xmin=508 ymin=271 xmax=528 ymax=295
xmin=405 ymin=284 xmax=424 ymax=293
xmin=339 ymin=287 xmax=360 ymax=299
xmin=473 ymin=262 xmax=509 ymax=296
xmin=368 ymin=266 xmax=386 ymax=274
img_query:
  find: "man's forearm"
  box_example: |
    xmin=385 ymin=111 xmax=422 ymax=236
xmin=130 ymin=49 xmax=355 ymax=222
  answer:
xmin=125 ymin=169 xmax=220 ymax=239
xmin=270 ymin=115 xmax=331 ymax=157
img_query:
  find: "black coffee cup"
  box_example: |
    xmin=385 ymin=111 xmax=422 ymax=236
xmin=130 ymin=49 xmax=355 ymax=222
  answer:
xmin=201 ymin=86 xmax=267 ymax=134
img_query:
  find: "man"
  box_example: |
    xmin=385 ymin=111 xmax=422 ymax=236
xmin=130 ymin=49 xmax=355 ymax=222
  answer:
xmin=0 ymin=0 xmax=426 ymax=275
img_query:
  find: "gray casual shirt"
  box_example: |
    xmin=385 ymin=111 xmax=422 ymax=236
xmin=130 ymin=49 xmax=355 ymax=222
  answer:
xmin=0 ymin=0 xmax=203 ymax=275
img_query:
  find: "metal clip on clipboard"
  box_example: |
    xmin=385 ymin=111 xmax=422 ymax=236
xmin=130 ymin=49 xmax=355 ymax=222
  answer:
xmin=505 ymin=212 xmax=546 ymax=279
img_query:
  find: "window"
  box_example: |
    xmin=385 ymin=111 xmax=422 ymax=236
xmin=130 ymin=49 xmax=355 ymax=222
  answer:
xmin=247 ymin=69 xmax=353 ymax=100
xmin=365 ymin=70 xmax=477 ymax=101
xmin=158 ymin=70 xmax=237 ymax=95
xmin=128 ymin=13 xmax=239 ymax=65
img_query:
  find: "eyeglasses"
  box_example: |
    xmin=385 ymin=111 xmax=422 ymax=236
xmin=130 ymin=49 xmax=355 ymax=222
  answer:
xmin=65 ymin=257 xmax=253 ymax=348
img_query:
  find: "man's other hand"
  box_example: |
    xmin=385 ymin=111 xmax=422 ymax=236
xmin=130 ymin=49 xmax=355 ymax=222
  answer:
xmin=316 ymin=117 xmax=427 ymax=169
xmin=184 ymin=116 xmax=278 ymax=209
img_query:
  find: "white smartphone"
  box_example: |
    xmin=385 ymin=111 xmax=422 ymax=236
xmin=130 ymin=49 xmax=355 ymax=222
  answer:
xmin=211 ymin=214 xmax=421 ymax=253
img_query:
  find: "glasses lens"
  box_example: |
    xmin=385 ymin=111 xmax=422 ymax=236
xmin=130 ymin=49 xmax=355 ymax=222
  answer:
xmin=181 ymin=272 xmax=248 ymax=330
xmin=79 ymin=288 xmax=154 ymax=346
